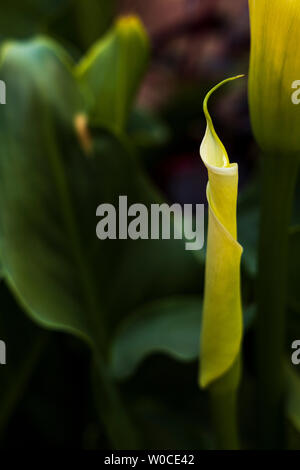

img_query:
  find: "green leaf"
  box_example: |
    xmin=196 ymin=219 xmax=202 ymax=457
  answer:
xmin=110 ymin=298 xmax=256 ymax=380
xmin=76 ymin=16 xmax=150 ymax=131
xmin=110 ymin=297 xmax=202 ymax=380
xmin=0 ymin=37 xmax=96 ymax=343
xmin=0 ymin=37 xmax=202 ymax=355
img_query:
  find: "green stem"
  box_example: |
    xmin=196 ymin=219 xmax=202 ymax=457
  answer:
xmin=210 ymin=387 xmax=239 ymax=450
xmin=256 ymin=152 xmax=299 ymax=449
xmin=209 ymin=358 xmax=241 ymax=450
xmin=92 ymin=351 xmax=140 ymax=450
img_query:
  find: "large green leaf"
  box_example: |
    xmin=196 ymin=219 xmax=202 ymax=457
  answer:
xmin=76 ymin=16 xmax=150 ymax=131
xmin=0 ymin=37 xmax=94 ymax=342
xmin=0 ymin=37 xmax=202 ymax=355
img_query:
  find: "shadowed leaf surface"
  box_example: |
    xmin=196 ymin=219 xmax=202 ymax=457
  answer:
xmin=0 ymin=37 xmax=202 ymax=356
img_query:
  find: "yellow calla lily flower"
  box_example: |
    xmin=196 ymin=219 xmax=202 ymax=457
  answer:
xmin=248 ymin=0 xmax=300 ymax=153
xmin=199 ymin=76 xmax=244 ymax=388
xmin=248 ymin=0 xmax=300 ymax=447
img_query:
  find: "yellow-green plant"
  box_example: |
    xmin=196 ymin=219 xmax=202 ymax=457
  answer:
xmin=248 ymin=0 xmax=300 ymax=448
xmin=248 ymin=0 xmax=300 ymax=154
xmin=199 ymin=76 xmax=244 ymax=449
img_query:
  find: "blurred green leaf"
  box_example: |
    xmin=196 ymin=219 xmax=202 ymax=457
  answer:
xmin=0 ymin=37 xmax=202 ymax=355
xmin=110 ymin=297 xmax=203 ymax=380
xmin=76 ymin=16 xmax=150 ymax=131
xmin=110 ymin=298 xmax=256 ymax=380
xmin=0 ymin=37 xmax=95 ymax=343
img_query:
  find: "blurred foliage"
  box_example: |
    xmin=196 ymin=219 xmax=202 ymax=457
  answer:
xmin=76 ymin=16 xmax=149 ymax=130
xmin=0 ymin=4 xmax=203 ymax=449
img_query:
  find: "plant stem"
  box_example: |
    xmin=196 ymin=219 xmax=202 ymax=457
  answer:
xmin=210 ymin=387 xmax=240 ymax=450
xmin=256 ymin=152 xmax=299 ymax=449
xmin=209 ymin=358 xmax=241 ymax=450
xmin=92 ymin=351 xmax=140 ymax=450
